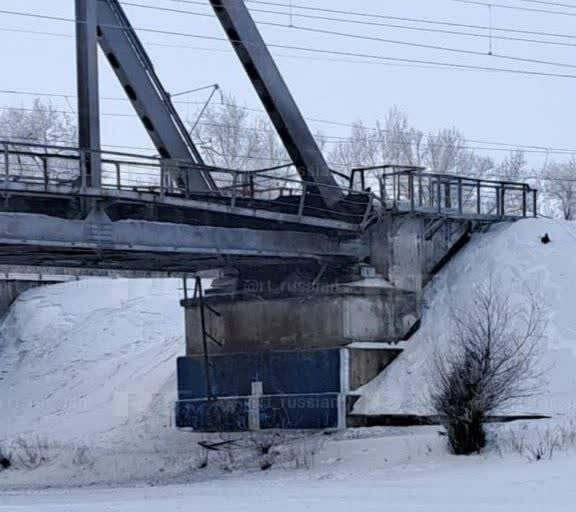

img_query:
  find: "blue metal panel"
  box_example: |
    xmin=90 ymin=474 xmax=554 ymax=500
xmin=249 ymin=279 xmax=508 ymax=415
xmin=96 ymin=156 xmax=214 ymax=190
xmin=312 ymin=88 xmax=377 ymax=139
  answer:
xmin=177 ymin=349 xmax=341 ymax=400
xmin=260 ymin=394 xmax=339 ymax=430
xmin=263 ymin=351 xmax=341 ymax=395
xmin=175 ymin=394 xmax=339 ymax=431
xmin=175 ymin=398 xmax=249 ymax=431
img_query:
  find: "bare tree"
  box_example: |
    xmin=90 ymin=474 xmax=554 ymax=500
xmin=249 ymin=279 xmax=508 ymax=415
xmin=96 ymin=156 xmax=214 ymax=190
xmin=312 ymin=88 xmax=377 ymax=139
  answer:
xmin=541 ymin=159 xmax=576 ymax=220
xmin=0 ymin=99 xmax=76 ymax=146
xmin=190 ymin=93 xmax=288 ymax=171
xmin=0 ymin=99 xmax=78 ymax=181
xmin=494 ymin=150 xmax=527 ymax=181
xmin=430 ymin=279 xmax=546 ymax=455
xmin=328 ymin=107 xmax=495 ymax=180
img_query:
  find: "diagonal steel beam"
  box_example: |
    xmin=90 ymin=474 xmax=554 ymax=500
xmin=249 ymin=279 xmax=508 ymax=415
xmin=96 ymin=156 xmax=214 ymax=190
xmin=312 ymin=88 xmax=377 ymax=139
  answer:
xmin=95 ymin=0 xmax=216 ymax=192
xmin=210 ymin=0 xmax=344 ymax=207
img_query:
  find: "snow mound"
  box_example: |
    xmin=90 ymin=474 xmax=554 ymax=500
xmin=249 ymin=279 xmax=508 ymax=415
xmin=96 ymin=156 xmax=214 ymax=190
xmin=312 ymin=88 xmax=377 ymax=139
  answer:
xmin=354 ymin=218 xmax=576 ymax=418
xmin=0 ymin=278 xmax=185 ymax=445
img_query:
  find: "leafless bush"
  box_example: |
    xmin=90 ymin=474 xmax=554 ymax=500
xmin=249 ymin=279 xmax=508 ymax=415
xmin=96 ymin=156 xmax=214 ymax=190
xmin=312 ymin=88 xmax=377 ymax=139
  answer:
xmin=525 ymin=430 xmax=560 ymax=462
xmin=71 ymin=444 xmax=94 ymax=468
xmin=494 ymin=421 xmax=576 ymax=462
xmin=0 ymin=441 xmax=11 ymax=471
xmin=191 ymin=448 xmax=209 ymax=470
xmin=11 ymin=436 xmax=55 ymax=469
xmin=249 ymin=432 xmax=286 ymax=470
xmin=284 ymin=436 xmax=325 ymax=470
xmin=430 ymin=279 xmax=547 ymax=455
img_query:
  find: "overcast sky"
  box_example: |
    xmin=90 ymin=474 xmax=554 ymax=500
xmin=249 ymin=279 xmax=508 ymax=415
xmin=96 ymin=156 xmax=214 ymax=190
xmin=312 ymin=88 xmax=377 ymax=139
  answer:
xmin=1 ymin=0 xmax=576 ymax=167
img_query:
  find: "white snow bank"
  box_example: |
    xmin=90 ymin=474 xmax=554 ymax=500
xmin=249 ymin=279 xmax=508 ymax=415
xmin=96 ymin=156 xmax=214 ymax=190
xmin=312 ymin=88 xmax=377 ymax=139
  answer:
xmin=0 ymin=278 xmax=185 ymax=445
xmin=3 ymin=423 xmax=576 ymax=511
xmin=355 ymin=218 xmax=576 ymax=418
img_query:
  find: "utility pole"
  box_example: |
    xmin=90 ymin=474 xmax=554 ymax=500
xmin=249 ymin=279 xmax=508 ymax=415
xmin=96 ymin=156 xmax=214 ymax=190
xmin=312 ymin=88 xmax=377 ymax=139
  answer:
xmin=75 ymin=0 xmax=102 ymax=188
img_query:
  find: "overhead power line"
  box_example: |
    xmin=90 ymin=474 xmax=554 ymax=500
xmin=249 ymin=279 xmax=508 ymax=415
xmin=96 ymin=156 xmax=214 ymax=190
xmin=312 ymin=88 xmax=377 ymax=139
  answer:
xmin=2 ymin=8 xmax=576 ymax=80
xmin=452 ymin=0 xmax=576 ymax=16
xmin=170 ymin=0 xmax=576 ymax=41
xmin=518 ymin=0 xmax=576 ymax=9
xmin=0 ymin=24 xmax=457 ymax=74
xmin=129 ymin=0 xmax=576 ymax=50
xmin=120 ymin=1 xmax=576 ymax=69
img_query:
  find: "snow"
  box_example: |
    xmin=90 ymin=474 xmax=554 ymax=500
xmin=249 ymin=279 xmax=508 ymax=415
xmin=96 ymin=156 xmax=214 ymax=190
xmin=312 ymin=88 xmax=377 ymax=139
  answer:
xmin=1 ymin=426 xmax=576 ymax=511
xmin=0 ymin=278 xmax=185 ymax=445
xmin=354 ymin=218 xmax=576 ymax=418
xmin=0 ymin=278 xmax=214 ymax=488
xmin=1 ymin=218 xmax=576 ymax=506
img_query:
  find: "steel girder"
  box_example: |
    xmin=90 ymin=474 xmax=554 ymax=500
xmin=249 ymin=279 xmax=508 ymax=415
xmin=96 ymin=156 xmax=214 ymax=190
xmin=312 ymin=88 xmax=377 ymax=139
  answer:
xmin=76 ymin=0 xmax=216 ymax=192
xmin=209 ymin=0 xmax=344 ymax=207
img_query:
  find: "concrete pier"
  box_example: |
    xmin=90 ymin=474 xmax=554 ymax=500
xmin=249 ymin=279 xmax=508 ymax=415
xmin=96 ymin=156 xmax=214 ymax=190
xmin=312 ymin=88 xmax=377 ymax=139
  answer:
xmin=175 ymin=213 xmax=473 ymax=431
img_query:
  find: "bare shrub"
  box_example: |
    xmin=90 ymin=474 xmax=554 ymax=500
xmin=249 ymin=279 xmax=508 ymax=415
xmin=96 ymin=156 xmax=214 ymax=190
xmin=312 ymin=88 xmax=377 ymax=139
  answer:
xmin=0 ymin=441 xmax=11 ymax=471
xmin=430 ymin=279 xmax=546 ymax=455
xmin=284 ymin=436 xmax=325 ymax=470
xmin=525 ymin=430 xmax=560 ymax=462
xmin=192 ymin=448 xmax=209 ymax=470
xmin=249 ymin=432 xmax=285 ymax=471
xmin=11 ymin=436 xmax=55 ymax=469
xmin=494 ymin=421 xmax=576 ymax=462
xmin=71 ymin=444 xmax=94 ymax=468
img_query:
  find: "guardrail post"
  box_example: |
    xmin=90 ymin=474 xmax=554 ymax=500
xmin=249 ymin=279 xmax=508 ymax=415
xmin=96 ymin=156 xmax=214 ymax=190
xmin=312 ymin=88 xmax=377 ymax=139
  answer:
xmin=79 ymin=149 xmax=87 ymax=193
xmin=42 ymin=156 xmax=49 ymax=191
xmin=298 ymin=183 xmax=307 ymax=220
xmin=444 ymin=181 xmax=452 ymax=209
xmin=522 ymin=186 xmax=527 ymax=217
xmin=418 ymin=174 xmax=423 ymax=208
xmin=436 ymin=178 xmax=442 ymax=213
xmin=457 ymin=177 xmax=463 ymax=215
xmin=231 ymin=170 xmax=238 ymax=209
xmin=533 ymin=189 xmax=538 ymax=217
xmin=3 ymin=142 xmax=9 ymax=189
xmin=115 ymin=162 xmax=121 ymax=190
xmin=500 ymin=186 xmax=506 ymax=217
xmin=409 ymin=172 xmax=415 ymax=211
xmin=476 ymin=181 xmax=481 ymax=215
xmin=185 ymin=166 xmax=190 ymax=199
xmin=159 ymin=161 xmax=165 ymax=201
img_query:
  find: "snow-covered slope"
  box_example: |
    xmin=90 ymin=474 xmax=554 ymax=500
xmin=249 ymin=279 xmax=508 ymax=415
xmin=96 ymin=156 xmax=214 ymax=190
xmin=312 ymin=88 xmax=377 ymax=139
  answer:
xmin=0 ymin=278 xmax=185 ymax=445
xmin=355 ymin=218 xmax=576 ymax=418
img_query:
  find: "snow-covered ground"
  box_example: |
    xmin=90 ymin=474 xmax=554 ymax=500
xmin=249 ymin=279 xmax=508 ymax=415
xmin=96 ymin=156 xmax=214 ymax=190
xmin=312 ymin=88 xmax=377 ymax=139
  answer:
xmin=0 ymin=278 xmax=185 ymax=445
xmin=2 ymin=424 xmax=576 ymax=511
xmin=1 ymin=218 xmax=576 ymax=509
xmin=0 ymin=278 xmax=204 ymax=488
xmin=355 ymin=218 xmax=576 ymax=418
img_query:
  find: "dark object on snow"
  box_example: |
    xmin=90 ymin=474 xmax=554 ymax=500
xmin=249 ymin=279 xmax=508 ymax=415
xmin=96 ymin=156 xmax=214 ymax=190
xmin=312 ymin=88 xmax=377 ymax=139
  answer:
xmin=541 ymin=233 xmax=551 ymax=244
xmin=0 ymin=457 xmax=11 ymax=470
xmin=198 ymin=439 xmax=239 ymax=451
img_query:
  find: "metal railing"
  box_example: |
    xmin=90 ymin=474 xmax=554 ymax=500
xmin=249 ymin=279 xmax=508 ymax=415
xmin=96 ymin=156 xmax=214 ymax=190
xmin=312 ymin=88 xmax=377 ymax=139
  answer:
xmin=352 ymin=165 xmax=538 ymax=219
xmin=0 ymin=140 xmax=537 ymax=226
xmin=0 ymin=140 xmax=375 ymax=227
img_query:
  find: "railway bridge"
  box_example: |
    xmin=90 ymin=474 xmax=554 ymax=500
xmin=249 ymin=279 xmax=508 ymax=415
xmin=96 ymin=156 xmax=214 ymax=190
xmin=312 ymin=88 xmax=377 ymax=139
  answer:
xmin=0 ymin=0 xmax=538 ymax=431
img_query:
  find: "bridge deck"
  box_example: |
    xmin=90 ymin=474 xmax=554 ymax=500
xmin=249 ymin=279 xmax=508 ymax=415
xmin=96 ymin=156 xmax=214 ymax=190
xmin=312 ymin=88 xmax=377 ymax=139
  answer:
xmin=0 ymin=143 xmax=538 ymax=272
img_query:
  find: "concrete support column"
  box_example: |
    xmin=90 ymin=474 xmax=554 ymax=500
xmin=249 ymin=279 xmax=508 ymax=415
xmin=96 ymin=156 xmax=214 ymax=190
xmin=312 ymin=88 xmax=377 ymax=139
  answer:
xmin=388 ymin=217 xmax=424 ymax=292
xmin=369 ymin=215 xmax=424 ymax=293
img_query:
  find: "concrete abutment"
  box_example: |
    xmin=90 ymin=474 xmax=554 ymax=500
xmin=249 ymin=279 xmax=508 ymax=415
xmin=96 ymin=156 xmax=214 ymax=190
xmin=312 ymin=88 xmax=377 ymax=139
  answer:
xmin=175 ymin=213 xmax=473 ymax=431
